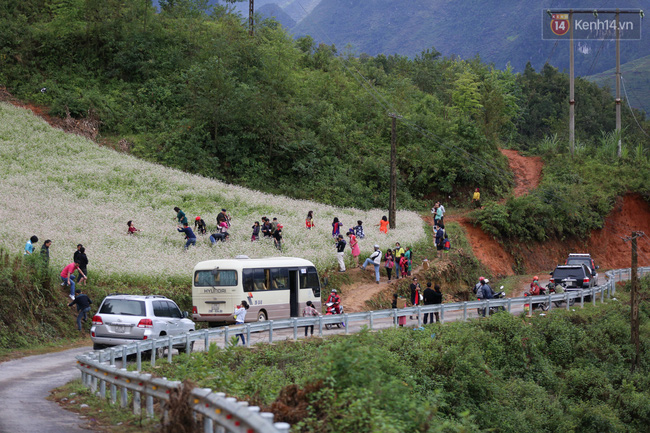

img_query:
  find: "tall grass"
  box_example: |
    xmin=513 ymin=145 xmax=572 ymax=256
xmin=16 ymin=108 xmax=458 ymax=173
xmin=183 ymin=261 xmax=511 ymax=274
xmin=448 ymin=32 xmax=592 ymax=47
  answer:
xmin=0 ymin=103 xmax=425 ymax=283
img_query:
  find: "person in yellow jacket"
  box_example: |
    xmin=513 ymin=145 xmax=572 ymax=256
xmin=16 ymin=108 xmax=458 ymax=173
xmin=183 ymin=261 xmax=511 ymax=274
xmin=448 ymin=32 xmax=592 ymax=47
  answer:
xmin=472 ymin=188 xmax=481 ymax=208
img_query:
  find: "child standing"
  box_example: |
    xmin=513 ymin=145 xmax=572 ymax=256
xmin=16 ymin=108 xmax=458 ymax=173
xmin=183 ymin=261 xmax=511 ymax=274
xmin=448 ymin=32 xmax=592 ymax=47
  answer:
xmin=234 ymin=301 xmax=249 ymax=345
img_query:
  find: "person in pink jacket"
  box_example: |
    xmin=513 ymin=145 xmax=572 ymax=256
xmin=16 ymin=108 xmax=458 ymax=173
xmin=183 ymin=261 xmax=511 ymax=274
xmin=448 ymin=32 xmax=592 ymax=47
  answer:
xmin=61 ymin=262 xmax=86 ymax=300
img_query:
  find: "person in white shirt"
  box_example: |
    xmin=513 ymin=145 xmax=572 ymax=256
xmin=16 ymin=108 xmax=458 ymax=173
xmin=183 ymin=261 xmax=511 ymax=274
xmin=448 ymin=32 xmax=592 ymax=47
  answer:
xmin=361 ymin=245 xmax=383 ymax=284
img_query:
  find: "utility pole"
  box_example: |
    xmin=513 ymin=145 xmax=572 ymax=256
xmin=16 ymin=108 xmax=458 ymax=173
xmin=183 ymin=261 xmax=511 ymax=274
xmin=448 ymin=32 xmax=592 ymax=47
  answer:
xmin=624 ymin=231 xmax=645 ymax=372
xmin=388 ymin=113 xmax=401 ymax=229
xmin=615 ymin=10 xmax=622 ymax=157
xmin=569 ymin=10 xmax=575 ymax=156
xmin=249 ymin=0 xmax=254 ymax=36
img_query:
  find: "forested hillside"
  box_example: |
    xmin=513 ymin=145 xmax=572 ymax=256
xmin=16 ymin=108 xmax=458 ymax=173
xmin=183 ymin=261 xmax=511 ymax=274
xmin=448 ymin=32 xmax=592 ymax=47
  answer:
xmin=1 ymin=1 xmax=648 ymax=212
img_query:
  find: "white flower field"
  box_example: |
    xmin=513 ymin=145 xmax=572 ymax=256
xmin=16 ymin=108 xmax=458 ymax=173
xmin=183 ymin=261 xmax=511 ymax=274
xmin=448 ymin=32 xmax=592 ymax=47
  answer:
xmin=0 ymin=102 xmax=426 ymax=283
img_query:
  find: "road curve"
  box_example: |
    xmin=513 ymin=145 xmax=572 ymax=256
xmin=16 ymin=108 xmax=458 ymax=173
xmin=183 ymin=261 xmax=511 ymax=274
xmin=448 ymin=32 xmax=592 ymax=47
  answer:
xmin=0 ymin=346 xmax=94 ymax=433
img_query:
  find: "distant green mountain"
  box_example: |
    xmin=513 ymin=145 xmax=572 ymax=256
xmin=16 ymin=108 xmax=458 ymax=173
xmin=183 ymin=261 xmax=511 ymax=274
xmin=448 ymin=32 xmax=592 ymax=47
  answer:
xmin=586 ymin=54 xmax=650 ymax=115
xmin=285 ymin=0 xmax=649 ymax=76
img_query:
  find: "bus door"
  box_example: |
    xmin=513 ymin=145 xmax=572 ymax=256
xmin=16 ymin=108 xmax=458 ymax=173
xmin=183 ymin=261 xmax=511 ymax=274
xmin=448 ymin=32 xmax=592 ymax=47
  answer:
xmin=289 ymin=269 xmax=299 ymax=317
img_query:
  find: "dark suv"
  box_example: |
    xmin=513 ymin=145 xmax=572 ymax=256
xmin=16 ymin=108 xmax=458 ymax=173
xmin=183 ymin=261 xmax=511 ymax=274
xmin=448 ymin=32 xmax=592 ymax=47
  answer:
xmin=550 ymin=264 xmax=595 ymax=290
xmin=565 ymin=253 xmax=599 ymax=285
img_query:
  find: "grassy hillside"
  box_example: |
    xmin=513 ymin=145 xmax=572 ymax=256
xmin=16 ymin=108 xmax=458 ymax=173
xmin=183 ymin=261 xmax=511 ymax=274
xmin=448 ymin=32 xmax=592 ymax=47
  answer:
xmin=0 ymin=102 xmax=425 ymax=285
xmin=586 ymin=54 xmax=650 ymax=114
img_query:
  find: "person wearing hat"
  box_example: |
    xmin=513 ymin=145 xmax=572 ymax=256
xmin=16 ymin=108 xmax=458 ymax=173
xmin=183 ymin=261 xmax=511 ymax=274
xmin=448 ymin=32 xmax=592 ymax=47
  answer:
xmin=326 ymin=289 xmax=341 ymax=314
xmin=194 ymin=216 xmax=207 ymax=235
xmin=530 ymin=276 xmax=542 ymax=296
xmin=361 ymin=245 xmax=383 ymax=284
xmin=216 ymin=209 xmax=230 ymax=228
xmin=476 ymin=278 xmax=494 ymax=317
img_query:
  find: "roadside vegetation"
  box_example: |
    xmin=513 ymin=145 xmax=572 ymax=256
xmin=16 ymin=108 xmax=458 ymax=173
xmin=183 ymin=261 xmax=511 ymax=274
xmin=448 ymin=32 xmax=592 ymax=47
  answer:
xmin=58 ymin=277 xmax=646 ymax=433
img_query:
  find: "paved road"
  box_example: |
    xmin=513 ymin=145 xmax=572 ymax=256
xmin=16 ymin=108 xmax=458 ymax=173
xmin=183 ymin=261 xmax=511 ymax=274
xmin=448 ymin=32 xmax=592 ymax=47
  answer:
xmin=0 ymin=347 xmax=93 ymax=433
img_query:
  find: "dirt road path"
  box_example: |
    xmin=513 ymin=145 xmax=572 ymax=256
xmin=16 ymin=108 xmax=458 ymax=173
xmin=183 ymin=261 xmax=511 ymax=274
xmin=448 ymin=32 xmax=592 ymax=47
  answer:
xmin=0 ymin=346 xmax=94 ymax=433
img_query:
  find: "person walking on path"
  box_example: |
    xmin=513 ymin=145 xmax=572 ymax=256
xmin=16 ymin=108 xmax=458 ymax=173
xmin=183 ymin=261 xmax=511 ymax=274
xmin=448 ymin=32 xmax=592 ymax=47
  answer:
xmin=302 ymin=300 xmax=320 ymax=336
xmin=234 ymin=300 xmax=249 ymax=345
xmin=24 ymin=236 xmax=38 ymax=255
xmin=347 ymin=231 xmax=360 ymax=268
xmin=177 ymin=223 xmax=197 ymax=250
xmin=40 ymin=239 xmax=51 ymax=265
xmin=422 ymin=282 xmax=435 ymax=324
xmin=404 ymin=246 xmax=413 ymax=276
xmin=378 ymin=216 xmax=389 ymax=234
xmin=361 ymin=245 xmax=383 ymax=284
xmin=335 ymin=235 xmax=347 ymax=272
xmin=174 ymin=207 xmax=188 ymax=225
xmin=68 ymin=289 xmax=92 ymax=331
xmin=435 ymin=225 xmax=444 ymax=258
xmin=384 ymin=249 xmax=394 ymax=281
xmin=61 ymin=262 xmax=85 ymax=300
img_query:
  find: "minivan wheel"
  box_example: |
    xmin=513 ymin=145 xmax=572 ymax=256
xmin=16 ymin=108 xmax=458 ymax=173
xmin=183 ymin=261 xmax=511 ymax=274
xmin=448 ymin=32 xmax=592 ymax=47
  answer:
xmin=257 ymin=310 xmax=268 ymax=322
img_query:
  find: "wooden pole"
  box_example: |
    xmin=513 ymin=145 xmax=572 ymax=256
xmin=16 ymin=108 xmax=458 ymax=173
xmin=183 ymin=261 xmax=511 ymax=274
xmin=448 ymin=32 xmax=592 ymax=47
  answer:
xmin=615 ymin=10 xmax=622 ymax=157
xmin=249 ymin=0 xmax=254 ymax=36
xmin=630 ymin=232 xmax=639 ymax=372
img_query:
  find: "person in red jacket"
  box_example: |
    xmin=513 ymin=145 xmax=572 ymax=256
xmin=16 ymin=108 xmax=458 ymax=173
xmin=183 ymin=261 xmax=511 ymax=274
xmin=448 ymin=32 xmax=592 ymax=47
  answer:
xmin=530 ymin=276 xmax=542 ymax=296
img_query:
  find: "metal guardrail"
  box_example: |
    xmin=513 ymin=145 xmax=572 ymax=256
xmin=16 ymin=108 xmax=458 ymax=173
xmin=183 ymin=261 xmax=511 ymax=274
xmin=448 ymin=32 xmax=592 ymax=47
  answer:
xmin=76 ymin=266 xmax=648 ymax=432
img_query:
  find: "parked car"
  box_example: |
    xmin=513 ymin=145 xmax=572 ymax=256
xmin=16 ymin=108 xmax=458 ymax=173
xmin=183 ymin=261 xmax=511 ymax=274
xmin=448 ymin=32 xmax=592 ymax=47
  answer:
xmin=565 ymin=253 xmax=599 ymax=285
xmin=91 ymin=294 xmax=195 ymax=351
xmin=549 ymin=264 xmax=595 ymax=300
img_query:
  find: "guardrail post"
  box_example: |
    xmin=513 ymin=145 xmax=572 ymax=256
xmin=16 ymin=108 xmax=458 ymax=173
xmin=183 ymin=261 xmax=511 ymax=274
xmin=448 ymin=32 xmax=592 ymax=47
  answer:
xmin=151 ymin=341 xmax=158 ymax=367
xmin=122 ymin=345 xmax=127 ymax=363
xmin=344 ymin=314 xmax=349 ymax=334
xmin=369 ymin=311 xmax=374 ymax=330
xmin=318 ymin=316 xmax=323 ymax=337
xmin=203 ymin=417 xmax=213 ymax=433
xmin=204 ymin=329 xmax=210 ymax=352
xmin=110 ymin=348 xmax=116 ymax=366
xmin=136 ymin=343 xmax=142 ymax=372
xmin=167 ymin=336 xmax=173 ymax=363
xmin=600 ymin=286 xmax=605 ymax=303
xmin=184 ymin=334 xmax=191 ymax=354
xmin=90 ymin=374 xmax=97 ymax=393
xmin=462 ymin=303 xmax=467 ymax=321
xmin=592 ymin=288 xmax=596 ymax=306
xmin=440 ymin=305 xmax=445 ymax=323
xmin=224 ymin=326 xmax=229 ymax=346
xmin=246 ymin=325 xmax=251 ymax=348
xmin=99 ymin=377 xmax=106 ymax=399
xmin=547 ymin=295 xmax=552 ymax=311
xmin=146 ymin=393 xmax=154 ymax=418
xmin=120 ymin=369 xmax=128 ymax=408
xmin=565 ymin=292 xmax=570 ymax=310
xmin=269 ymin=320 xmax=274 ymax=344
xmin=133 ymin=390 xmax=141 ymax=416
xmin=275 ymin=422 xmax=291 ymax=433
xmin=580 ymin=291 xmax=585 ymax=308
xmin=110 ymin=381 xmax=117 ymax=404
xmin=292 ymin=318 xmax=298 ymax=341
xmin=417 ymin=307 xmax=422 ymax=327
xmin=393 ymin=309 xmax=398 ymax=327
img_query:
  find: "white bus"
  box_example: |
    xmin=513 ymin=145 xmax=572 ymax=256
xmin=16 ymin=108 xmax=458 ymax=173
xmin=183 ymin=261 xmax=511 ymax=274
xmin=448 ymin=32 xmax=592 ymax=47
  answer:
xmin=191 ymin=256 xmax=322 ymax=325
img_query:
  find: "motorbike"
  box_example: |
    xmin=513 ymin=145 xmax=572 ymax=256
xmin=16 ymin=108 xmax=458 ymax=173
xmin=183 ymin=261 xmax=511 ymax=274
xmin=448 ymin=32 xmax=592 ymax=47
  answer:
xmin=325 ymin=302 xmax=345 ymax=329
xmin=487 ymin=288 xmax=507 ymax=316
xmin=546 ymin=282 xmax=574 ymax=307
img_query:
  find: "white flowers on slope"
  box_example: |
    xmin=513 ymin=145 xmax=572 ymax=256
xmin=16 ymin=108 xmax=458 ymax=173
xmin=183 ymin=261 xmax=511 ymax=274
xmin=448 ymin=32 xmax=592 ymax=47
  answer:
xmin=0 ymin=103 xmax=425 ymax=280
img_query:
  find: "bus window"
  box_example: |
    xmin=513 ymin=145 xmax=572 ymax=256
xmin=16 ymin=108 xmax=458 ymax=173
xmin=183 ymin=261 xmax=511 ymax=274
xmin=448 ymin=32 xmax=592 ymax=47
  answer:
xmin=270 ymin=268 xmax=289 ymax=290
xmin=194 ymin=270 xmax=238 ymax=287
xmin=243 ymin=268 xmax=268 ymax=292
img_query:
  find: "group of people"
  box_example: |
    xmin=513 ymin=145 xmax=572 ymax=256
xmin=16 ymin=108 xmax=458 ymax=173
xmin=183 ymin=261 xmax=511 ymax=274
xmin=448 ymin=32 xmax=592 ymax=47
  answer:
xmin=391 ymin=277 xmax=444 ymax=326
xmin=173 ymin=206 xmax=232 ymax=249
xmin=24 ymin=235 xmax=92 ymax=330
xmin=335 ymin=236 xmax=414 ymax=285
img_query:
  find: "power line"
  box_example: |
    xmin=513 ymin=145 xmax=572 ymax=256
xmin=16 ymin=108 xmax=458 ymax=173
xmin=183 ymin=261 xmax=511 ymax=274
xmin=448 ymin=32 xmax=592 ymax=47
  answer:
xmin=620 ymin=75 xmax=650 ymax=137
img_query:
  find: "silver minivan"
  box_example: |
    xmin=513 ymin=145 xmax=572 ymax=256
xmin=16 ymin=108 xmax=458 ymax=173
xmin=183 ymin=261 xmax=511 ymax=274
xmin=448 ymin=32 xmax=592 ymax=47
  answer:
xmin=91 ymin=294 xmax=195 ymax=351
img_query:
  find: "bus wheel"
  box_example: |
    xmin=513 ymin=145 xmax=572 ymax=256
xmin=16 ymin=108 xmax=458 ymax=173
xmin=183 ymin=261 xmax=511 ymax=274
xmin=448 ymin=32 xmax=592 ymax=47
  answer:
xmin=257 ymin=310 xmax=268 ymax=322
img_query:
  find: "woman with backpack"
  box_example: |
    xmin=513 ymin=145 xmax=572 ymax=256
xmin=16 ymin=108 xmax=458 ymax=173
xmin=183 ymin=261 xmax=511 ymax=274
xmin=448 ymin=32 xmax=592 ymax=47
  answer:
xmin=384 ymin=249 xmax=395 ymax=281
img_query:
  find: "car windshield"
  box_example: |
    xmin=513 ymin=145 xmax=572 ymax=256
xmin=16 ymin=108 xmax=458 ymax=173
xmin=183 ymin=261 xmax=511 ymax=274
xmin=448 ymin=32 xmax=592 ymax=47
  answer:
xmin=554 ymin=267 xmax=585 ymax=280
xmin=99 ymin=299 xmax=146 ymax=316
xmin=566 ymin=258 xmax=592 ymax=269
